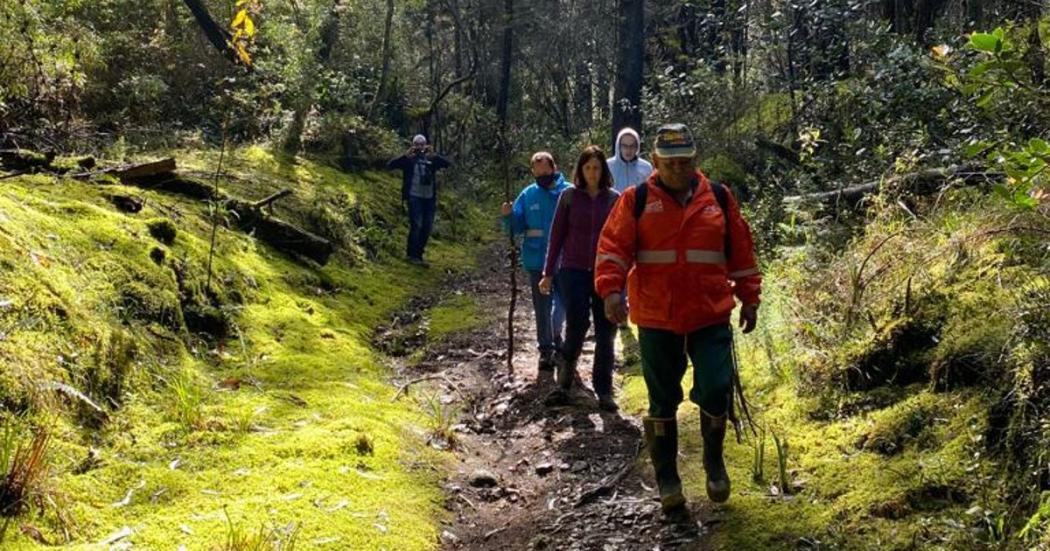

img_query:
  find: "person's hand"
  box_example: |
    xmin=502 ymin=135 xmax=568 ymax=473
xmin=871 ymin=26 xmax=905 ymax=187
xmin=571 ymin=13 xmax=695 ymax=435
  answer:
xmin=739 ymin=303 xmax=759 ymax=334
xmin=604 ymin=293 xmax=628 ymax=325
xmin=501 ymin=202 xmax=512 ymax=216
xmin=538 ymin=276 xmax=553 ymax=295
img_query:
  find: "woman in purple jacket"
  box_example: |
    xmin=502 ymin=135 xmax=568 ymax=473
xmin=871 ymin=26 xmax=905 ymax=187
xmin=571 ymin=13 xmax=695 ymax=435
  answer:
xmin=538 ymin=145 xmax=621 ymax=411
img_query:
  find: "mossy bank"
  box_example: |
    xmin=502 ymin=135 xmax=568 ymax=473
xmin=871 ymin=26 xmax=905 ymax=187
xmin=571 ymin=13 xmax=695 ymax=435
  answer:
xmin=0 ymin=146 xmax=494 ymax=549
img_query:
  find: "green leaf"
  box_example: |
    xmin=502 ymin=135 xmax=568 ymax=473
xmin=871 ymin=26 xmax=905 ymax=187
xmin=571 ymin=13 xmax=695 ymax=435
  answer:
xmin=962 ymin=141 xmax=991 ymax=158
xmin=1014 ymin=192 xmax=1038 ymax=209
xmin=1027 ymin=139 xmax=1050 ymax=155
xmin=969 ymin=60 xmax=998 ymax=78
xmin=976 ymin=90 xmax=996 ymax=108
xmin=969 ymin=33 xmax=1000 ymax=52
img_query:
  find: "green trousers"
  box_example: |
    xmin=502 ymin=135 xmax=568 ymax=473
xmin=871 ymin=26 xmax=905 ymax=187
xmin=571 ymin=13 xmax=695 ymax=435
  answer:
xmin=639 ymin=323 xmax=734 ymax=418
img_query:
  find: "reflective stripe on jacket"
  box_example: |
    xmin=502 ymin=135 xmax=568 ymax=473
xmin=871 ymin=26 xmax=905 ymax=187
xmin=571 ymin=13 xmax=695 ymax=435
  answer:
xmin=503 ymin=173 xmax=571 ymax=271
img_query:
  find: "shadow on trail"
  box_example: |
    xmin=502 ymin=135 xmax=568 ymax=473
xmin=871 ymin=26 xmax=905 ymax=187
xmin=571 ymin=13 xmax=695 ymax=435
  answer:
xmin=378 ymin=246 xmax=710 ymax=550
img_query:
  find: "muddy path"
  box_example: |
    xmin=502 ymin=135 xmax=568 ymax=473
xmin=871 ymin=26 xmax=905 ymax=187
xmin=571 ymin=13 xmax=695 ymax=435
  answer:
xmin=375 ymin=249 xmax=720 ymax=550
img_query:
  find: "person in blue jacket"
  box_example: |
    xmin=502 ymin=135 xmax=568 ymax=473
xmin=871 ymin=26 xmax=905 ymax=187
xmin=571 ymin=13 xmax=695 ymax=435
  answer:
xmin=501 ymin=151 xmax=569 ymax=376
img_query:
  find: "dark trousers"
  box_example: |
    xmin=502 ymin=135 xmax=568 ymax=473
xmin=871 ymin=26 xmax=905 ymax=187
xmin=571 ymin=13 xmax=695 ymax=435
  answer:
xmin=639 ymin=323 xmax=733 ymax=418
xmin=527 ymin=270 xmax=564 ymax=353
xmin=407 ymin=196 xmax=436 ymax=259
xmin=558 ymin=269 xmax=617 ymax=395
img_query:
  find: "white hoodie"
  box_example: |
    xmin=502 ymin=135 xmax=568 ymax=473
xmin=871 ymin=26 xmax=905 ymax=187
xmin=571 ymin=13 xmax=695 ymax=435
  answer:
xmin=606 ymin=127 xmax=654 ymax=194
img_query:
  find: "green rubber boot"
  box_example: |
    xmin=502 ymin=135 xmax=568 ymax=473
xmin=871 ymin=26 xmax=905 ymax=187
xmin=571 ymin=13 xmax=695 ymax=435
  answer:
xmin=701 ymin=411 xmax=731 ymax=503
xmin=643 ymin=417 xmax=687 ymax=515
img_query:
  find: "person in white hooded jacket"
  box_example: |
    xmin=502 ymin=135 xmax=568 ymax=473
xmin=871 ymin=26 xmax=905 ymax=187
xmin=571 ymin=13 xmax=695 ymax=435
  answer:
xmin=607 ymin=127 xmax=654 ymax=194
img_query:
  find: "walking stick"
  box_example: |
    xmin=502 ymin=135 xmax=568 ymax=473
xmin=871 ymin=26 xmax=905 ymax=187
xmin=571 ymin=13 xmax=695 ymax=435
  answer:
xmin=500 ymin=130 xmax=518 ymax=375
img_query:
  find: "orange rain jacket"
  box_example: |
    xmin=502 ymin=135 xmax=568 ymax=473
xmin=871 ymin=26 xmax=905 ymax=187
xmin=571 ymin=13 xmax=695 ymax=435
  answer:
xmin=594 ymin=171 xmax=762 ymax=335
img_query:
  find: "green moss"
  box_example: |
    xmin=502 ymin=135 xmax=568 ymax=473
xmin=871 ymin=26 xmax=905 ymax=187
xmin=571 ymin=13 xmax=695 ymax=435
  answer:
xmin=146 ymin=218 xmax=178 ymax=245
xmin=0 ymin=146 xmax=493 ymax=549
xmin=427 ymin=293 xmax=482 ymax=342
xmin=700 ymin=153 xmax=750 ymax=188
xmin=729 ymin=93 xmax=793 ymax=136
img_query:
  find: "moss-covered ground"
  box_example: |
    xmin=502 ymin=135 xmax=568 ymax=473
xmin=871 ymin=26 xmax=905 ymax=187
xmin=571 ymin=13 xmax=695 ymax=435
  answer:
xmin=0 ymin=146 xmax=494 ymax=549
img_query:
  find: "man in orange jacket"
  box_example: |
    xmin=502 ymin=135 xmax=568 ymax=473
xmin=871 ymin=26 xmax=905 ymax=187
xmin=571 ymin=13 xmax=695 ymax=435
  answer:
xmin=594 ymin=123 xmax=762 ymax=519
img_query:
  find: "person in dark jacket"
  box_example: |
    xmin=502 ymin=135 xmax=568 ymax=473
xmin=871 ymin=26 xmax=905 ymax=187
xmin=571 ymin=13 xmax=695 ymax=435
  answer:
xmin=386 ymin=134 xmax=452 ymax=266
xmin=539 ymin=145 xmax=621 ymax=411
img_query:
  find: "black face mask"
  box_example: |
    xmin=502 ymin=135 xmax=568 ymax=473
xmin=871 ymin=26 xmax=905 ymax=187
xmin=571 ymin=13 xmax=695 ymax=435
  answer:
xmin=536 ymin=173 xmax=557 ymax=188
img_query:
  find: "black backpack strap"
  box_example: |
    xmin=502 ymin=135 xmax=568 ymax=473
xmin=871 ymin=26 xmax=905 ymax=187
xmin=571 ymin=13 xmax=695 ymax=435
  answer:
xmin=709 ymin=181 xmax=732 ymax=260
xmin=632 ymin=182 xmax=648 ymax=220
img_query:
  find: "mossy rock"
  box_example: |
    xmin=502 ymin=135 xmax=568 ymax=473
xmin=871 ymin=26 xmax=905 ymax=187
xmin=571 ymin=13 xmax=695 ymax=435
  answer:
xmin=905 ymin=483 xmax=969 ymax=512
xmin=841 ymin=313 xmax=945 ymax=391
xmin=856 ymin=392 xmax=945 ymax=455
xmin=149 ymin=246 xmax=166 ymax=265
xmin=118 ymin=280 xmax=183 ymax=330
xmin=146 ymin=218 xmax=178 ymax=245
xmin=182 ymin=303 xmax=230 ymax=339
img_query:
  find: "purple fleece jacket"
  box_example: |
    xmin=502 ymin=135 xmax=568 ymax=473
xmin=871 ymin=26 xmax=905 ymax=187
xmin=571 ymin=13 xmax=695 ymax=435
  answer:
xmin=543 ymin=187 xmax=620 ymax=277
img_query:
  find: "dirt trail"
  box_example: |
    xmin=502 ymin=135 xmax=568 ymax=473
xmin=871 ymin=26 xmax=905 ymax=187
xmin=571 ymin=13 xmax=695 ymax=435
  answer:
xmin=376 ymin=251 xmax=716 ymax=550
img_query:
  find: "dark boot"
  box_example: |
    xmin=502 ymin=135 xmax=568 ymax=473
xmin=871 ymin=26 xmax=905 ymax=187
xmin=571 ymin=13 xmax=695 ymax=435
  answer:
xmin=555 ymin=353 xmax=576 ymax=391
xmin=597 ymin=393 xmax=619 ymax=413
xmin=537 ymin=349 xmax=555 ymax=373
xmin=643 ymin=417 xmax=686 ymax=515
xmin=700 ymin=411 xmax=731 ymax=503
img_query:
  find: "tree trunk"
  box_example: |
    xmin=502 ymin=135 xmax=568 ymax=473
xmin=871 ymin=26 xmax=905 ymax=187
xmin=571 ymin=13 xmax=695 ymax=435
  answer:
xmin=180 ymin=0 xmax=245 ymax=67
xmin=1025 ymin=6 xmax=1046 ymax=87
xmin=964 ymin=0 xmax=982 ymax=30
xmin=283 ymin=0 xmax=344 ymax=153
xmin=729 ymin=0 xmax=749 ymax=84
xmin=708 ymin=0 xmax=728 ymax=74
xmin=611 ymin=0 xmax=644 ymax=148
xmin=451 ymin=0 xmax=464 ymax=76
xmin=594 ymin=13 xmax=611 ymax=122
xmin=425 ymin=1 xmax=438 ymax=143
xmin=496 ymin=0 xmax=514 ymax=129
xmin=913 ymin=0 xmax=947 ymax=45
xmin=679 ymin=2 xmax=700 ymax=58
xmin=574 ymin=59 xmax=594 ymax=131
xmin=369 ymin=0 xmax=396 ymax=121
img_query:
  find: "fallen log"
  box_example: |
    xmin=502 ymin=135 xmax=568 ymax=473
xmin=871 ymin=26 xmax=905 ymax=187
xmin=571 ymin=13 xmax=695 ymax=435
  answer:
xmin=253 ymin=189 xmax=293 ymax=210
xmin=226 ymin=196 xmax=333 ymax=265
xmin=115 ymin=168 xmax=332 ymax=265
xmin=115 ymin=158 xmax=176 ymax=182
xmin=108 ymin=194 xmax=144 ymax=213
xmin=755 ymin=137 xmax=801 ymax=166
xmin=0 ymin=149 xmax=54 ymax=171
xmin=143 ymin=175 xmax=224 ymax=201
xmin=784 ymin=165 xmax=1002 ymax=212
xmin=70 ymin=157 xmax=178 ymax=183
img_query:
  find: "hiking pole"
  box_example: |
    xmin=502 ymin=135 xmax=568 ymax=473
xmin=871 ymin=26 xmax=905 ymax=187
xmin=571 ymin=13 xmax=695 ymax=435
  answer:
xmin=500 ymin=129 xmax=518 ymax=375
